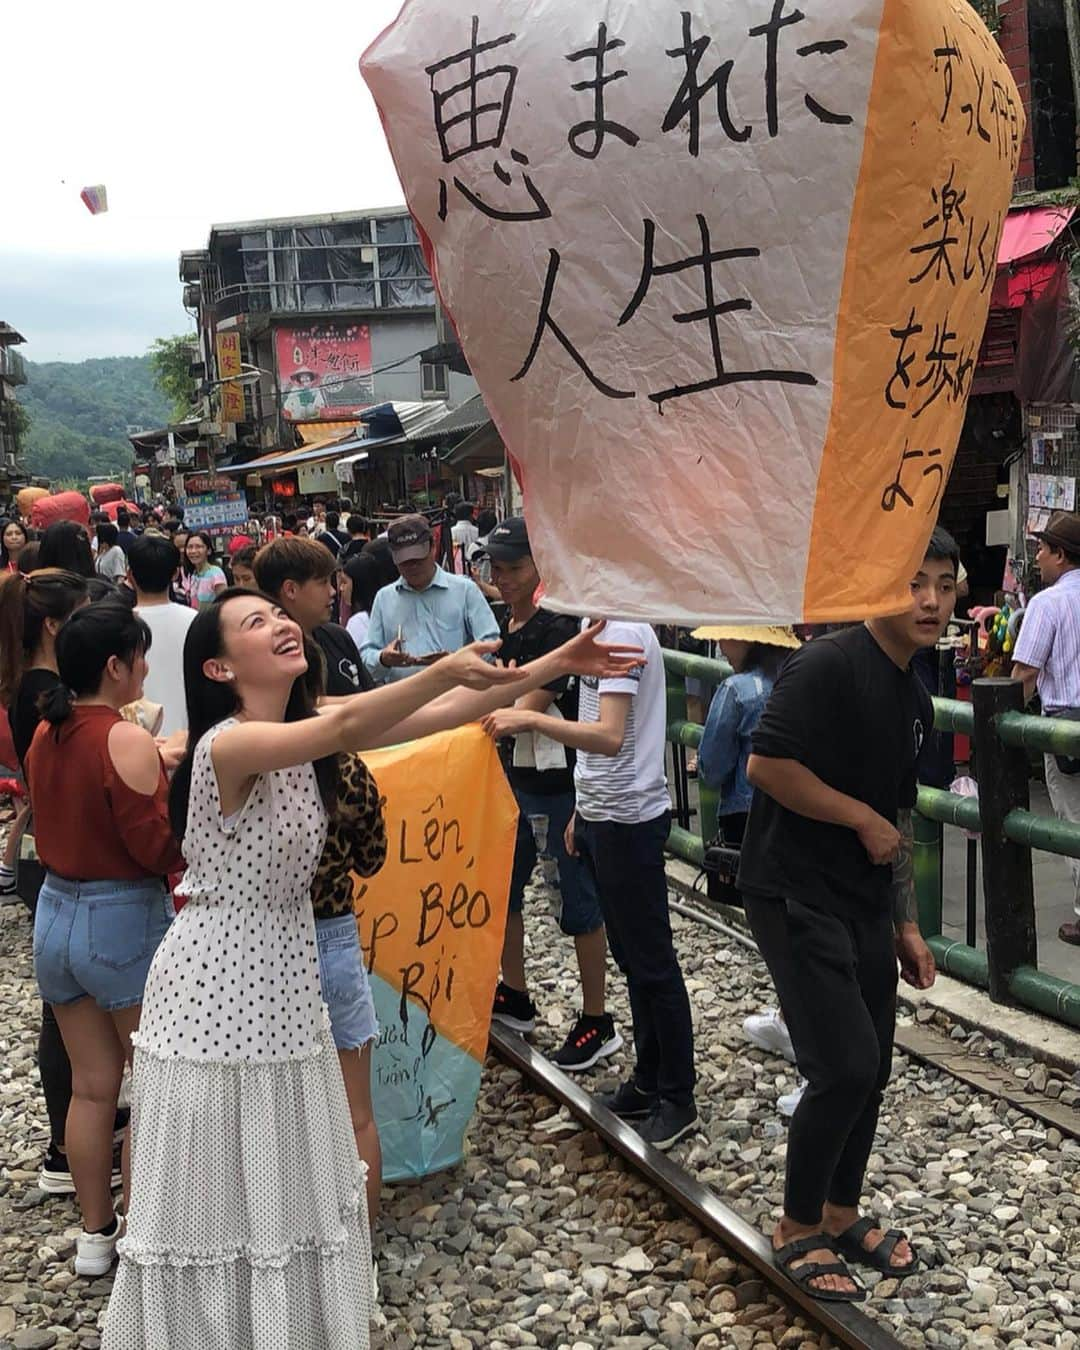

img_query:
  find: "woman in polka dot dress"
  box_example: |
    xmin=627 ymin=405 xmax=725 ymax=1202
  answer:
xmin=101 ymin=589 xmax=536 ymax=1350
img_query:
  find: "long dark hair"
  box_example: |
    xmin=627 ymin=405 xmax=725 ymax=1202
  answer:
xmin=38 ymin=521 xmax=95 ymax=578
xmin=0 ymin=518 xmax=30 ymax=569
xmin=0 ymin=569 xmax=89 ymax=705
xmin=185 ymin=530 xmax=215 ymax=574
xmin=40 ymin=601 xmax=152 ymax=727
xmin=743 ymin=643 xmax=792 ymax=683
xmin=346 ymin=539 xmax=398 ymax=616
xmin=168 ymin=588 xmax=339 ymax=837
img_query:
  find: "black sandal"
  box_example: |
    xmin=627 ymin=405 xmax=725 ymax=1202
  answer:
xmin=773 ymin=1234 xmax=867 ymax=1303
xmin=833 ymin=1216 xmax=918 ymax=1275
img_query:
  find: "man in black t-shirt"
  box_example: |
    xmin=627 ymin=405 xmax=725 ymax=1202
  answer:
xmin=253 ymin=537 xmax=374 ymax=698
xmin=738 ymin=529 xmax=956 ymax=1303
xmin=482 ymin=517 xmax=622 ymax=1073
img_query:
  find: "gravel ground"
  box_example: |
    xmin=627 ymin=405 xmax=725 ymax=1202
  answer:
xmin=2 ymin=864 xmax=1080 ymax=1350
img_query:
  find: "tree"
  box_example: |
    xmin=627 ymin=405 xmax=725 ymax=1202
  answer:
xmin=148 ymin=335 xmax=200 ymax=420
xmin=4 ymin=399 xmax=31 ymax=451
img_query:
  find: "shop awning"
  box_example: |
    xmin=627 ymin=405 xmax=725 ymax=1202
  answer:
xmin=998 ymin=205 xmax=1075 ymax=265
xmin=297 ymin=421 xmax=358 ymax=449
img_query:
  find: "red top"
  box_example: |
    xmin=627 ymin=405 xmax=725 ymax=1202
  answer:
xmin=27 ymin=705 xmax=184 ymax=882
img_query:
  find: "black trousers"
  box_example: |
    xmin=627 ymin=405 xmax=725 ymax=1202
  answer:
xmin=744 ymin=893 xmax=897 ymax=1225
xmin=39 ymin=1002 xmax=73 ymax=1149
xmin=20 ymin=866 xmax=72 ymax=1150
xmin=575 ymin=812 xmax=696 ymax=1106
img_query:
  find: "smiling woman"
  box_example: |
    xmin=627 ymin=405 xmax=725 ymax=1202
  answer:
xmin=100 ymin=587 xmax=536 ymax=1349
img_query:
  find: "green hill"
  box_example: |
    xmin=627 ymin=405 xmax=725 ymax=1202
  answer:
xmin=15 ymin=355 xmax=172 ymax=484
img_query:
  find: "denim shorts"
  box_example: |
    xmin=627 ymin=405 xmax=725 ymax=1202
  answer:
xmin=34 ymin=874 xmax=174 ymax=1013
xmin=316 ymin=914 xmax=379 ymax=1052
xmin=508 ymin=788 xmax=603 ymax=937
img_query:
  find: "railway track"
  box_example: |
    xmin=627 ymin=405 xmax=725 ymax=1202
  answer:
xmin=490 ymin=1023 xmax=907 ymax=1350
xmin=488 ymin=885 xmax=1078 ymax=1350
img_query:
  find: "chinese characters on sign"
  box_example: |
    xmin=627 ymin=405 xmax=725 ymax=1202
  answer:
xmin=274 ymin=323 xmax=375 ymax=422
xmin=180 ymin=474 xmax=249 ymax=540
xmin=362 ymin=0 xmax=1021 ymax=623
xmin=215 ymin=332 xmax=246 ymax=426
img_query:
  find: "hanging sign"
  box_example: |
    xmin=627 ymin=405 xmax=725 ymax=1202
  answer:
xmin=362 ymin=0 xmax=1022 ymax=623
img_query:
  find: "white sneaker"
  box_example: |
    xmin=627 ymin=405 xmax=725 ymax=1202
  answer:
xmin=743 ymin=1008 xmax=796 ymax=1063
xmin=777 ymin=1080 xmax=807 ymax=1118
xmin=74 ymin=1214 xmax=123 ymax=1277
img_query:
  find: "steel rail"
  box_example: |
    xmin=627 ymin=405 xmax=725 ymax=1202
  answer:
xmin=490 ymin=1023 xmax=906 ymax=1350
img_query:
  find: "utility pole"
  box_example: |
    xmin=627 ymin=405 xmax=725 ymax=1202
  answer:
xmin=1065 ymin=0 xmax=1080 ymax=174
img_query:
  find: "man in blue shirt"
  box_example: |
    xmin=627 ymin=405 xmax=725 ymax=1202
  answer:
xmin=361 ymin=514 xmax=500 ymax=683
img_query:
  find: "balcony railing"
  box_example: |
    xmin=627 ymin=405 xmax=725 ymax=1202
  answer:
xmin=0 ymin=348 xmax=28 ymax=386
xmin=208 ymin=277 xmax=435 ymax=321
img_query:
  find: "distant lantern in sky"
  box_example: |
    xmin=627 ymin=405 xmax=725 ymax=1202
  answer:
xmin=80 ymin=185 xmax=108 ymax=215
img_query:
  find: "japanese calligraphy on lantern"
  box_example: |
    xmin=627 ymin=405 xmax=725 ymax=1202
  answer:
xmin=362 ymin=0 xmax=1021 ymax=623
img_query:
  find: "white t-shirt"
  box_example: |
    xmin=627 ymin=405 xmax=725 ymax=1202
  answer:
xmin=574 ymin=620 xmax=671 ymax=825
xmin=346 ymin=610 xmax=370 ymax=651
xmin=451 ymin=521 xmax=480 ymax=550
xmin=135 ymin=601 xmax=197 ymax=736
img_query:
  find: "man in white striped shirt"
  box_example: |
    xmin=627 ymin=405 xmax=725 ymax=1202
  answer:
xmin=1012 ymin=511 xmax=1080 ymax=946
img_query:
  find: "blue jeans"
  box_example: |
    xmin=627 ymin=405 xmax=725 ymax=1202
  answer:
xmin=34 ymin=874 xmax=174 ymax=1012
xmin=508 ymin=788 xmax=603 ymax=937
xmin=316 ymin=914 xmax=379 ymax=1051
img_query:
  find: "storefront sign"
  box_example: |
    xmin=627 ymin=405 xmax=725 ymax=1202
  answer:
xmin=275 ymin=322 xmax=375 ymax=422
xmin=363 ymin=0 xmax=1022 ymax=623
xmin=180 ymin=473 xmax=249 ymax=539
xmin=355 ymin=727 xmax=516 ymax=1179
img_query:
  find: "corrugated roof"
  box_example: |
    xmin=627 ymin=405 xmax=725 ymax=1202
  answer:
xmin=407 ymin=394 xmax=490 ymax=443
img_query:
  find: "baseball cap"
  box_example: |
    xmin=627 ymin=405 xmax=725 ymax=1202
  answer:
xmin=483 ymin=516 xmax=531 ymax=562
xmin=387 ymin=513 xmax=434 ymax=563
xmin=1035 ymin=510 xmax=1080 ymax=555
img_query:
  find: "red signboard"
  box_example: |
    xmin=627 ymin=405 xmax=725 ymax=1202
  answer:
xmin=275 ymin=322 xmax=375 ymax=422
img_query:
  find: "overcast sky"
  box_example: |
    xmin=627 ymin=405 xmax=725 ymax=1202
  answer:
xmin=0 ymin=0 xmax=406 ymax=362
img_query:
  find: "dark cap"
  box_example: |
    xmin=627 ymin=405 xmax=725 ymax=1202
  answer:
xmin=483 ymin=515 xmax=531 ymax=562
xmin=387 ymin=513 xmax=434 ymax=562
xmin=1035 ymin=511 xmax=1080 ymax=556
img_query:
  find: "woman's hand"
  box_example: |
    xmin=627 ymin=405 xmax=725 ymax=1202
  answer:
xmin=480 ymin=708 xmax=535 ymax=741
xmin=564 ymin=810 xmax=579 ymax=858
xmin=557 ymin=622 xmax=645 ymax=678
xmin=156 ymin=730 xmax=188 ymax=775
xmin=438 ymin=641 xmax=528 ymax=691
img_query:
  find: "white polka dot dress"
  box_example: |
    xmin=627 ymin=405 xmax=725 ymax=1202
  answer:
xmin=103 ymin=720 xmax=372 ymax=1350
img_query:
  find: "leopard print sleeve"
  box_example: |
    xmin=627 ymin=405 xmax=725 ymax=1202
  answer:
xmin=311 ymin=753 xmax=388 ymax=919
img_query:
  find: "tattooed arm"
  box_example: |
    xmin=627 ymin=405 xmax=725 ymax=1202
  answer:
xmin=893 ymin=809 xmax=936 ymax=989
xmin=891 ymin=809 xmax=919 ymax=931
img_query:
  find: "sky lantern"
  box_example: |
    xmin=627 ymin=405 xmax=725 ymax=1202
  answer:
xmin=362 ymin=0 xmax=1022 ymax=623
xmin=80 ymin=185 xmax=109 ymax=215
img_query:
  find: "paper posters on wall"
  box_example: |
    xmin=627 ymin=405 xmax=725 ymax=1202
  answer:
xmin=354 ymin=728 xmax=517 ymax=1180
xmin=1028 ymin=474 xmax=1076 ymax=512
xmin=361 ymin=0 xmax=1022 ymax=624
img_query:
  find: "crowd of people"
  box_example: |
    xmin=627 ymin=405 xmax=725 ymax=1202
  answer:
xmin=0 ymin=483 xmax=1078 ymax=1328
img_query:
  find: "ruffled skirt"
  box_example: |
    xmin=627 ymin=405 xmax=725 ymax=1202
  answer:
xmin=102 ymin=1024 xmax=371 ymax=1350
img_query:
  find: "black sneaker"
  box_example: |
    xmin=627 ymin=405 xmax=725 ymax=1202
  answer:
xmin=637 ymin=1099 xmax=700 ymax=1151
xmin=39 ymin=1145 xmax=122 ymax=1194
xmin=552 ymin=1013 xmax=623 ymax=1073
xmin=597 ymin=1078 xmax=659 ymax=1121
xmin=492 ymin=982 xmax=538 ymax=1034
xmin=113 ymin=1106 xmax=130 ymax=1145
xmin=38 ymin=1144 xmax=75 ymax=1195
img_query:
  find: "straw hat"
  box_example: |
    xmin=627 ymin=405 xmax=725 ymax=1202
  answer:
xmin=691 ymin=625 xmax=801 ymax=649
